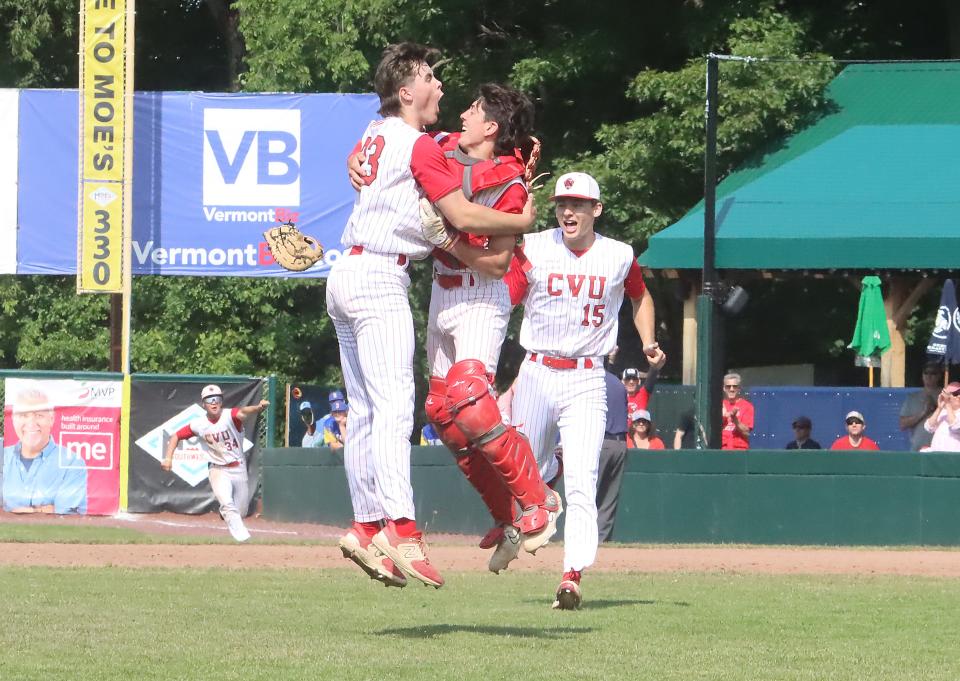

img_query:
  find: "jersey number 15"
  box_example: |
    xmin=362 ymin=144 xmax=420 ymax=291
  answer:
xmin=581 ymin=304 xmax=605 ymax=327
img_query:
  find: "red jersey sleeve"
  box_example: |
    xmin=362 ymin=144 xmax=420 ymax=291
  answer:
xmin=176 ymin=424 xmax=195 ymax=439
xmin=411 ymin=136 xmax=460 ymax=202
xmin=231 ymin=407 xmax=243 ymax=431
xmin=492 ymin=183 xmax=527 ymax=214
xmin=624 ymin=260 xmax=647 ymax=299
xmin=504 ymin=245 xmax=531 ymax=306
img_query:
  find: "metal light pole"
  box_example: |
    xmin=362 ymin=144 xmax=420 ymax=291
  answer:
xmin=694 ymin=54 xmax=724 ymax=449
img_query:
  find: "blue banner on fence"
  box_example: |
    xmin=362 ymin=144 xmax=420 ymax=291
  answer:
xmin=17 ymin=89 xmax=379 ymax=277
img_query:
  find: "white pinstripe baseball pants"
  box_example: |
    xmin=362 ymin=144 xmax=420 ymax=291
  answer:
xmin=511 ymin=359 xmax=607 ymax=572
xmin=326 ymin=251 xmax=417 ymax=522
xmin=426 ymin=278 xmax=510 ymax=376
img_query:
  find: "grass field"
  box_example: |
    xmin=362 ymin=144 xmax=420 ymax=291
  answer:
xmin=2 ymin=565 xmax=959 ymax=681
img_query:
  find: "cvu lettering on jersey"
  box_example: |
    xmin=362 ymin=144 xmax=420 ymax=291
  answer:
xmin=547 ymin=274 xmax=606 ymax=299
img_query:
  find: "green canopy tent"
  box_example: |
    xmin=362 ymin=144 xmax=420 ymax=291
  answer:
xmin=639 ymin=62 xmax=960 ymax=386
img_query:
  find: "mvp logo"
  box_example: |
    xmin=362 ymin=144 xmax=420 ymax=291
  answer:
xmin=203 ymin=108 xmax=301 ymax=207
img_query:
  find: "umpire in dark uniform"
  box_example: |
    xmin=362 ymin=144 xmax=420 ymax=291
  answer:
xmin=597 ymin=349 xmax=629 ymax=542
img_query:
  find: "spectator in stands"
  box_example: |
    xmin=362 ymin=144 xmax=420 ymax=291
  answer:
xmin=627 ymin=409 xmax=665 ymax=450
xmin=299 ymin=401 xmax=323 ymax=447
xmin=922 ymin=382 xmax=960 ymax=452
xmin=420 ymin=423 xmax=443 ymax=446
xmin=785 ymin=416 xmax=821 ymax=450
xmin=900 ymin=362 xmax=943 ymax=451
xmin=597 ymin=349 xmax=629 ymax=543
xmin=830 ymin=411 xmax=880 ymax=451
xmin=623 ymin=363 xmax=662 ymax=414
xmin=322 ymin=394 xmax=349 ymax=451
xmin=721 ymin=373 xmax=754 ymax=450
xmin=673 ymin=408 xmax=697 ymax=449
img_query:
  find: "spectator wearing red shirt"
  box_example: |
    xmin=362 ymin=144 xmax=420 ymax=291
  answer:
xmin=721 ymin=373 xmax=754 ymax=450
xmin=627 ymin=409 xmax=665 ymax=450
xmin=830 ymin=411 xmax=880 ymax=451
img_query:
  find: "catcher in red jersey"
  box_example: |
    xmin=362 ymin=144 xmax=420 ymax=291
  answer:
xmin=504 ymin=171 xmax=666 ymax=609
xmin=327 ymin=43 xmax=536 ymax=591
xmin=161 ymin=385 xmax=268 ymax=543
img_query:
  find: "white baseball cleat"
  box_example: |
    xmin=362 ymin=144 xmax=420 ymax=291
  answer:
xmin=488 ymin=525 xmax=521 ymax=574
xmin=226 ymin=517 xmax=251 ymax=542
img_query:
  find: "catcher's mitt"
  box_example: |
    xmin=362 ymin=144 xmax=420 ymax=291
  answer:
xmin=524 ymin=136 xmax=549 ymax=190
xmin=263 ymin=222 xmax=324 ymax=272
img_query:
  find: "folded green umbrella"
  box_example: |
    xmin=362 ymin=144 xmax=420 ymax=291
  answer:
xmin=849 ymin=275 xmax=891 ymax=363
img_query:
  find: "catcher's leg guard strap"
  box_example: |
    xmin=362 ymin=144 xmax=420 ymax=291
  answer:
xmin=454 ymin=448 xmax=514 ymax=526
xmin=470 ymin=426 xmax=548 ymax=511
xmin=424 ymin=376 xmax=470 ymax=454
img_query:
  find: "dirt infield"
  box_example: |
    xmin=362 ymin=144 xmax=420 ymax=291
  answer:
xmin=3 ymin=511 xmax=960 ymax=576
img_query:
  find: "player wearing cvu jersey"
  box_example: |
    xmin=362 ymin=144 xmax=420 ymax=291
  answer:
xmin=327 ymin=43 xmax=536 ymax=590
xmin=348 ymin=84 xmax=558 ymax=574
xmin=161 ymin=385 xmax=269 ymax=543
xmin=504 ymin=172 xmax=666 ymax=609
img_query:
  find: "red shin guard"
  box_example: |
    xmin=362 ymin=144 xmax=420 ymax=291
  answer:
xmin=446 ymin=360 xmax=551 ymax=529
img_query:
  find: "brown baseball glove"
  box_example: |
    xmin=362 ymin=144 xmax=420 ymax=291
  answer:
xmin=524 ymin=136 xmax=549 ymax=190
xmin=263 ymin=222 xmax=324 ymax=272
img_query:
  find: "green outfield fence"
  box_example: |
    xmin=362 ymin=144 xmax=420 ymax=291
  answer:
xmin=262 ymin=446 xmax=960 ymax=546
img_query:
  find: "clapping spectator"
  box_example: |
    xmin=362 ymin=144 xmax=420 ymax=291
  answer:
xmin=923 ymin=382 xmax=960 ymax=452
xmin=721 ymin=373 xmax=754 ymax=450
xmin=900 ymin=363 xmax=943 ymax=451
xmin=785 ymin=416 xmax=821 ymax=450
xmin=830 ymin=411 xmax=880 ymax=451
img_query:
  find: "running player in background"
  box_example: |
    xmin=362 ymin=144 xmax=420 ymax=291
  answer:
xmin=504 ymin=172 xmax=665 ymax=609
xmin=327 ymin=42 xmax=536 ymax=590
xmin=161 ymin=385 xmax=268 ymax=543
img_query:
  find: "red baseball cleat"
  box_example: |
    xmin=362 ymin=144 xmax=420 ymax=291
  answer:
xmin=338 ymin=526 xmax=407 ymax=588
xmin=552 ymin=570 xmax=582 ymax=610
xmin=372 ymin=522 xmax=444 ymax=589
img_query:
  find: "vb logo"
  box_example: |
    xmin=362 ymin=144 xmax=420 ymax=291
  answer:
xmin=203 ymin=108 xmax=301 ymax=206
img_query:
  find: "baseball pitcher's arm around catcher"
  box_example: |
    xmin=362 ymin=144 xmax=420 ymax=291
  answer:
xmin=435 ymin=190 xmax=536 ymax=235
xmin=449 ymin=235 xmax=515 ymax=278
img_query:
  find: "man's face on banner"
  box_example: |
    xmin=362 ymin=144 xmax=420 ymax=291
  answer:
xmin=13 ymin=406 xmax=54 ymax=455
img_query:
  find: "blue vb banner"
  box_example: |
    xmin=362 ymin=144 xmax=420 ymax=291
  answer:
xmin=17 ymin=89 xmax=379 ymax=277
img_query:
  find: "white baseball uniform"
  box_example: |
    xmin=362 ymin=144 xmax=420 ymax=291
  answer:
xmin=505 ymin=228 xmax=647 ymax=572
xmin=426 ymin=134 xmax=527 ymax=376
xmin=177 ymin=408 xmax=250 ymax=541
xmin=326 ymin=116 xmax=459 ymax=523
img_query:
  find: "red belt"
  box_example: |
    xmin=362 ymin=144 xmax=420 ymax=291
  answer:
xmin=434 ymin=272 xmax=476 ymax=289
xmin=349 ymin=245 xmax=408 ymax=266
xmin=210 ymin=461 xmax=242 ymax=468
xmin=528 ymin=352 xmax=595 ymax=370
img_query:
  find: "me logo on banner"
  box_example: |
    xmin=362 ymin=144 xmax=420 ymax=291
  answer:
xmin=202 ymin=108 xmax=301 ymax=207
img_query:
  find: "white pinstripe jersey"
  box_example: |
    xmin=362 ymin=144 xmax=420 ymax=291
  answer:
xmin=515 ymin=229 xmax=635 ymax=357
xmin=188 ymin=409 xmax=245 ymax=466
xmin=341 ymin=117 xmax=454 ymax=259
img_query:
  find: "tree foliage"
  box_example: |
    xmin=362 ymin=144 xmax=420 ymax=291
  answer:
xmin=0 ymin=0 xmax=956 ymax=385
